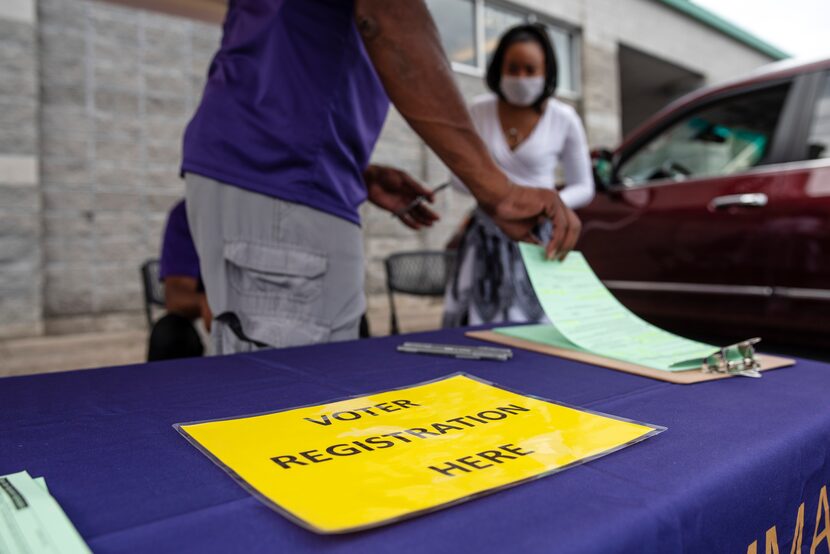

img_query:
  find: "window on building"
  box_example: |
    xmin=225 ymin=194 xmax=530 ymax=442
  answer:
xmin=547 ymin=27 xmax=574 ymax=94
xmin=426 ymin=0 xmax=580 ymax=97
xmin=484 ymin=4 xmax=523 ymax=59
xmin=425 ymin=0 xmax=477 ymax=67
xmin=617 ymin=84 xmax=791 ymax=186
xmin=806 ymin=73 xmax=830 ymax=160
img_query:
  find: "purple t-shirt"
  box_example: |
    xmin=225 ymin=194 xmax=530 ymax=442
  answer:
xmin=159 ymin=200 xmax=201 ymax=286
xmin=181 ymin=0 xmax=390 ymax=225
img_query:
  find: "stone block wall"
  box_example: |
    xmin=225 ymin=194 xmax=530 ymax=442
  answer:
xmin=0 ymin=0 xmax=42 ymax=339
xmin=37 ymin=0 xmax=220 ymax=334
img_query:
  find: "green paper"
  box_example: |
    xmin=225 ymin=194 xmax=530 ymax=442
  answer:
xmin=34 ymin=477 xmax=47 ymax=492
xmin=496 ymin=323 xmax=584 ymax=352
xmin=0 ymin=471 xmax=91 ymax=554
xmin=498 ymin=245 xmax=718 ymax=372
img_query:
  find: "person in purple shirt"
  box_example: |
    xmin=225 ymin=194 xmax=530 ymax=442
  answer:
xmin=148 ymin=200 xmax=211 ymax=361
xmin=182 ymin=0 xmax=581 ymax=354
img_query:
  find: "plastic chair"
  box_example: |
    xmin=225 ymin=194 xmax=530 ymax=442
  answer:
xmin=384 ymin=251 xmax=456 ymax=335
xmin=140 ymin=259 xmax=165 ymax=328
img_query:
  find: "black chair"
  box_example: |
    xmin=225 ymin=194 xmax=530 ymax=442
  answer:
xmin=140 ymin=259 xmax=165 ymax=328
xmin=384 ymin=251 xmax=456 ymax=335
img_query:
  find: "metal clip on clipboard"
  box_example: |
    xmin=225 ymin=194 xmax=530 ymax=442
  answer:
xmin=701 ymin=337 xmax=762 ymax=378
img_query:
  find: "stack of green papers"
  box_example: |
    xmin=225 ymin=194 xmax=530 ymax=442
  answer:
xmin=494 ymin=245 xmax=719 ymax=372
xmin=0 ymin=471 xmax=91 ymax=554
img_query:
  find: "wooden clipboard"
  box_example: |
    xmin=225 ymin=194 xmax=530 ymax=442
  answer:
xmin=466 ymin=330 xmax=796 ymax=384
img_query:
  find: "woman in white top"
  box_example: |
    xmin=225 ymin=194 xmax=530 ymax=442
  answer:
xmin=443 ymin=23 xmax=594 ymax=327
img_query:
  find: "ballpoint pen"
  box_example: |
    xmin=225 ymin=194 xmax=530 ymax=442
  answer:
xmin=393 ymin=182 xmax=451 ymax=218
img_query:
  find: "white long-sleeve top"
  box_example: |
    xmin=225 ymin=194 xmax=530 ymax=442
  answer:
xmin=451 ymin=94 xmax=595 ymax=209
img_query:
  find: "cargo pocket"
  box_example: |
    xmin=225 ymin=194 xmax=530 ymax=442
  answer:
xmin=222 ymin=241 xmax=330 ymax=347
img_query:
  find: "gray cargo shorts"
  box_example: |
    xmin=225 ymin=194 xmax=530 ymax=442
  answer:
xmin=185 ymin=173 xmax=365 ymax=355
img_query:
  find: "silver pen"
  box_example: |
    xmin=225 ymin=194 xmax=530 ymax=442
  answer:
xmin=393 ymin=182 xmax=451 ymax=218
xmin=397 ymin=342 xmax=513 ymax=361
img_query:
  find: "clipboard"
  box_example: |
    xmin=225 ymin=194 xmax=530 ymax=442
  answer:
xmin=465 ymin=330 xmax=796 ymax=384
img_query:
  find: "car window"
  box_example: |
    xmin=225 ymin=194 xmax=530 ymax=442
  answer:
xmin=806 ymin=73 xmax=830 ymax=160
xmin=617 ymin=84 xmax=790 ymax=186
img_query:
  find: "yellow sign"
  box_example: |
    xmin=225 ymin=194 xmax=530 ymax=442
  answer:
xmin=176 ymin=374 xmax=662 ymax=533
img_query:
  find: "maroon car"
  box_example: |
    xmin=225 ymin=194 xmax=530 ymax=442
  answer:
xmin=579 ymin=57 xmax=830 ymax=347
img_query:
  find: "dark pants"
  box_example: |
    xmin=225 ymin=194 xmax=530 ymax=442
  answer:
xmin=147 ymin=314 xmax=204 ymax=362
xmin=359 ymin=314 xmax=370 ymax=339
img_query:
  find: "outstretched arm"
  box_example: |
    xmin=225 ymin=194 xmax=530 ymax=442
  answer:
xmin=355 ymin=0 xmax=580 ymax=259
xmin=355 ymin=0 xmax=508 ymax=208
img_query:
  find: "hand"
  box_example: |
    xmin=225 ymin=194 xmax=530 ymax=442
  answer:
xmin=365 ymin=165 xmax=440 ymax=230
xmin=486 ymin=184 xmax=581 ymax=261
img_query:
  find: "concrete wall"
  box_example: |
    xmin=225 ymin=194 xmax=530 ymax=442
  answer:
xmin=37 ymin=0 xmax=220 ymax=334
xmin=0 ymin=0 xmax=42 ymax=339
xmin=0 ymin=0 xmax=777 ymax=339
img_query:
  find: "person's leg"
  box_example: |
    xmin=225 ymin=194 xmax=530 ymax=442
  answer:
xmin=185 ymin=174 xmax=240 ymax=354
xmin=276 ymin=199 xmax=364 ymax=344
xmin=185 ymin=173 xmax=364 ymax=354
xmin=147 ymin=313 xmax=204 ymax=361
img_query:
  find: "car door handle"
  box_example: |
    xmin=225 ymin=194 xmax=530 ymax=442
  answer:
xmin=709 ymin=193 xmax=768 ymax=211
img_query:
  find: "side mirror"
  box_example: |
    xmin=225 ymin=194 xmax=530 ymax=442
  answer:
xmin=591 ymin=148 xmax=615 ymax=192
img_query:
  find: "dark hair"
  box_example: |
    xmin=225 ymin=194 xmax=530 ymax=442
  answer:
xmin=486 ymin=23 xmax=558 ymax=112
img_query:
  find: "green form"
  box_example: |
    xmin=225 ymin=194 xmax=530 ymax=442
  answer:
xmin=0 ymin=471 xmax=91 ymax=554
xmin=495 ymin=245 xmax=718 ymax=372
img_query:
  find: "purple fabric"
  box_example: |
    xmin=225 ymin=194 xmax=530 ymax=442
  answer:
xmin=181 ymin=0 xmax=390 ymax=225
xmin=158 ymin=200 xmax=201 ymax=284
xmin=1 ymin=328 xmax=829 ymax=553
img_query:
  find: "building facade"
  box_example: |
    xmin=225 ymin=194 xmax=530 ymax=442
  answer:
xmin=0 ymin=0 xmax=784 ymax=340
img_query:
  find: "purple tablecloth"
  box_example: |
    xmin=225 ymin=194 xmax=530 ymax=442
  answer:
xmin=1 ymin=327 xmax=829 ymax=553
